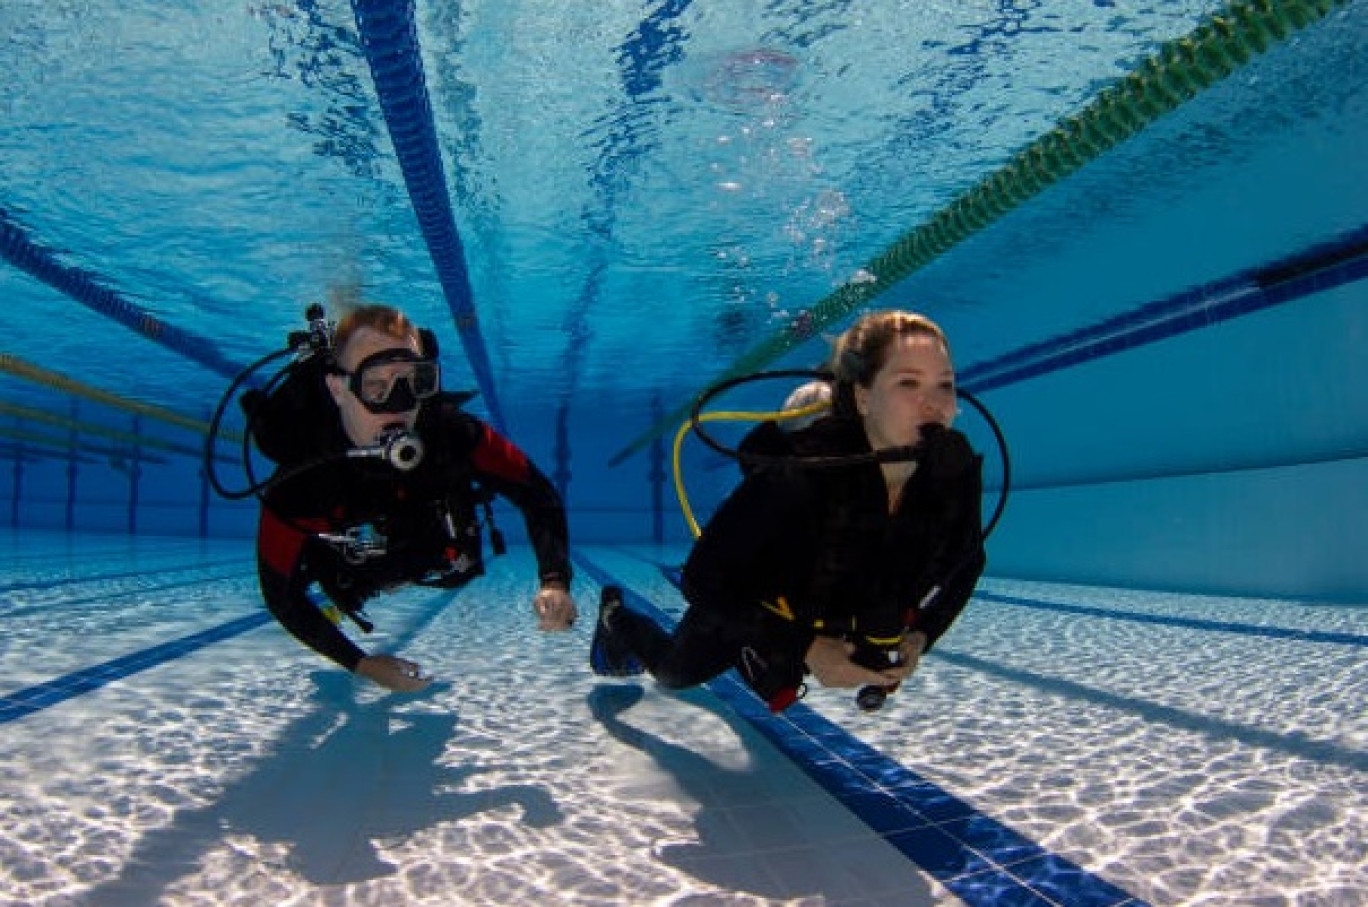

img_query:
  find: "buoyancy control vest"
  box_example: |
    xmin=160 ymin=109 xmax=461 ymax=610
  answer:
xmin=736 ymin=415 xmax=983 ymax=637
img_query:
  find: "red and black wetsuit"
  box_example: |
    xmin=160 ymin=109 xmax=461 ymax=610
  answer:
xmin=256 ymin=392 xmax=571 ymax=670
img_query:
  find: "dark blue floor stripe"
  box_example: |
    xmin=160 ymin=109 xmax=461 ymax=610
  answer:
xmin=0 ymin=555 xmax=246 ymax=594
xmin=978 ymin=590 xmax=1368 ymax=647
xmin=935 ymin=649 xmax=1368 ymax=774
xmin=0 ymin=612 xmax=272 ymax=725
xmin=573 ymin=552 xmax=1147 ymax=907
xmin=2 ymin=569 xmax=255 ymax=618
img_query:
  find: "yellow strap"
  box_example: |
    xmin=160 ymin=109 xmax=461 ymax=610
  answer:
xmin=759 ymin=595 xmax=796 ymax=621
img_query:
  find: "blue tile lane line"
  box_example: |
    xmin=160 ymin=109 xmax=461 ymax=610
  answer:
xmin=958 ymin=228 xmax=1368 ymax=394
xmin=0 ymin=556 xmax=246 ymax=594
xmin=0 ymin=612 xmax=272 ymax=725
xmin=976 ymin=591 xmax=1368 ymax=647
xmin=572 ymin=552 xmax=1148 ymax=907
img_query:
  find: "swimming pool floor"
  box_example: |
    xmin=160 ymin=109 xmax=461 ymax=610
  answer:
xmin=1 ymin=531 xmax=1363 ymax=906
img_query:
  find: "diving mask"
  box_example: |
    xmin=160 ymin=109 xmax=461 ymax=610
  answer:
xmin=337 ymin=348 xmax=441 ymax=414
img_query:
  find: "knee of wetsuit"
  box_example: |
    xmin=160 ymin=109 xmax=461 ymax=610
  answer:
xmin=736 ymin=645 xmax=806 ymax=713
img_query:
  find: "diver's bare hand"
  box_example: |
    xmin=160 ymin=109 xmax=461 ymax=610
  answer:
xmin=356 ymin=654 xmax=433 ymax=692
xmin=533 ymin=585 xmax=578 ymax=631
xmin=895 ymin=631 xmax=929 ymax=679
xmin=804 ymin=636 xmax=902 ymax=689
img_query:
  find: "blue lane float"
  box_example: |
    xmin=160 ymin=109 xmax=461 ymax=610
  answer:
xmin=0 ymin=211 xmax=242 ymax=381
xmin=348 ymin=0 xmax=505 ymax=431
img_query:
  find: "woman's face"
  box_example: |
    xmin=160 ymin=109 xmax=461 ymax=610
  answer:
xmin=854 ymin=333 xmax=957 ymax=451
xmin=326 ymin=326 xmax=424 ymax=447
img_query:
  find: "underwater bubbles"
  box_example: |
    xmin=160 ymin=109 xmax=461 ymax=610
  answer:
xmin=693 ymin=46 xmax=856 ymax=337
xmin=701 ymin=47 xmax=800 ymax=112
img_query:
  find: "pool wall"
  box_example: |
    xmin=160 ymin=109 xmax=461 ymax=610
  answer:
xmin=3 ymin=268 xmax=1365 ymax=605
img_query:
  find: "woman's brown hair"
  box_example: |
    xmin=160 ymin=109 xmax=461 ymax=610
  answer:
xmin=828 ymin=310 xmax=949 ymax=418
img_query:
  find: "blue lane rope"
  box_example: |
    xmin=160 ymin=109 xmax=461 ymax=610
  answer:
xmin=0 ymin=211 xmax=242 ymax=381
xmin=349 ymin=0 xmax=505 ymax=432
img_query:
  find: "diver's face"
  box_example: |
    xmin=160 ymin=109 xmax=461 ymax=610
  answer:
xmin=854 ymin=333 xmax=957 ymax=451
xmin=326 ymin=327 xmax=423 ymax=447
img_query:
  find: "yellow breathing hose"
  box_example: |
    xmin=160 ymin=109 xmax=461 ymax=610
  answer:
xmin=672 ymin=398 xmax=831 ymax=538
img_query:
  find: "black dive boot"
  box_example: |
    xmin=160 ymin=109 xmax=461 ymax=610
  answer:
xmin=589 ymin=585 xmax=645 ymax=677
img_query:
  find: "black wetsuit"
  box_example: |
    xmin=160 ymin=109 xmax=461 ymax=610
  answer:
xmin=611 ymin=415 xmax=986 ymax=704
xmin=256 ymin=392 xmax=571 ymax=671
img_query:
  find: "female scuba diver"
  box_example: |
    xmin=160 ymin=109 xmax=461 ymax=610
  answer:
xmin=590 ymin=309 xmax=987 ymax=712
xmin=223 ymin=303 xmax=577 ymax=693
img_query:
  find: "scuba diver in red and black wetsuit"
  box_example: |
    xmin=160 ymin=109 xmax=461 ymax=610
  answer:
xmin=238 ymin=304 xmax=577 ymax=693
xmin=590 ymin=310 xmax=987 ymax=713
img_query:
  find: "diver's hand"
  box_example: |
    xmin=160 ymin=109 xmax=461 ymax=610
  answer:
xmin=356 ymin=654 xmax=433 ymax=693
xmin=804 ymin=636 xmax=904 ymax=689
xmin=897 ymin=631 xmax=929 ymax=678
xmin=533 ymin=584 xmax=578 ymax=631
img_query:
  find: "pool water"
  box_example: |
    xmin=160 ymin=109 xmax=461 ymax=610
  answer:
xmin=2 ymin=2 xmax=1366 ymax=904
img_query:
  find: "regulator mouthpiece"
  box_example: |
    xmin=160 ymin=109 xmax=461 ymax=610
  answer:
xmin=349 ymin=428 xmax=425 ymax=471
